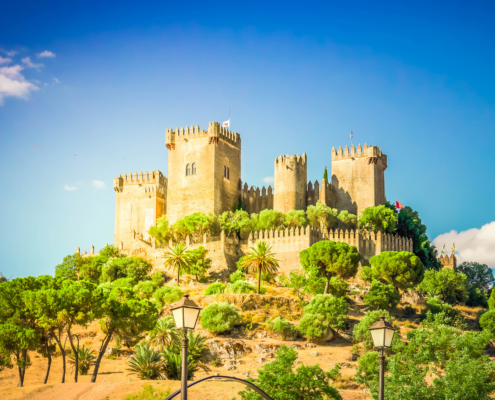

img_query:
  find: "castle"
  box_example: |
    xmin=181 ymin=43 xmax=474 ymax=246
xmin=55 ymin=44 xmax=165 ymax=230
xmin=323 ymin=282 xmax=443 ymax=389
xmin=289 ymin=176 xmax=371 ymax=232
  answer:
xmin=113 ymin=121 xmax=387 ymax=248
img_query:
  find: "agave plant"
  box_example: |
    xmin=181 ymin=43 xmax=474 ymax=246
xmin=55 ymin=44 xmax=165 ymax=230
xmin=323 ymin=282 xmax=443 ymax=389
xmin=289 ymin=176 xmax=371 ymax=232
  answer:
xmin=68 ymin=345 xmax=96 ymax=375
xmin=149 ymin=317 xmax=179 ymax=351
xmin=161 ymin=347 xmax=198 ymax=380
xmin=127 ymin=342 xmax=163 ymax=380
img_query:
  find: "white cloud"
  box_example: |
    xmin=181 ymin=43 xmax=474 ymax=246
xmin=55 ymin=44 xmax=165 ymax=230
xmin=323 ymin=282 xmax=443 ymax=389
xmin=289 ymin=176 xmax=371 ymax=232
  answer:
xmin=93 ymin=180 xmax=106 ymax=189
xmin=0 ymin=49 xmax=17 ymax=57
xmin=37 ymin=50 xmax=56 ymax=58
xmin=21 ymin=57 xmax=44 ymax=69
xmin=263 ymin=176 xmax=274 ymax=184
xmin=433 ymin=221 xmax=495 ymax=268
xmin=53 ymin=77 xmax=59 ymax=83
xmin=64 ymin=184 xmax=77 ymax=191
xmin=0 ymin=65 xmax=39 ymax=105
xmin=0 ymin=56 xmax=12 ymax=64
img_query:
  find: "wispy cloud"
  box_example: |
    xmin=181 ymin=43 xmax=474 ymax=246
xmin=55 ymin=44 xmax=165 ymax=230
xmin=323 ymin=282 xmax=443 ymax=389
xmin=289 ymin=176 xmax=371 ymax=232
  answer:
xmin=0 ymin=65 xmax=39 ymax=105
xmin=0 ymin=56 xmax=12 ymax=65
xmin=37 ymin=50 xmax=56 ymax=58
xmin=93 ymin=180 xmax=106 ymax=189
xmin=0 ymin=49 xmax=17 ymax=57
xmin=263 ymin=176 xmax=274 ymax=184
xmin=21 ymin=57 xmax=44 ymax=69
xmin=53 ymin=77 xmax=59 ymax=83
xmin=64 ymin=184 xmax=77 ymax=191
xmin=433 ymin=221 xmax=495 ymax=268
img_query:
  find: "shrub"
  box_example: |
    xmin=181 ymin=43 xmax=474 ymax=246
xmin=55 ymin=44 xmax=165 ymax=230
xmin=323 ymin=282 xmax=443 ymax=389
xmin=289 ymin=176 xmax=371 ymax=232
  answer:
xmin=353 ymin=310 xmax=396 ymax=350
xmin=200 ymin=302 xmax=242 ymax=333
xmin=68 ymin=345 xmax=96 ymax=375
xmin=204 ymin=282 xmax=226 ymax=295
xmin=418 ymin=269 xmax=469 ymax=304
xmin=127 ymin=342 xmax=163 ymax=380
xmin=152 ymin=286 xmax=183 ymax=308
xmin=369 ymin=251 xmax=424 ymax=291
xmin=162 ymin=348 xmax=198 ymax=380
xmin=226 ymin=280 xmax=266 ymax=294
xmin=359 ymin=266 xmax=381 ymax=283
xmin=403 ymin=305 xmax=416 ymax=316
xmin=423 ymin=296 xmax=462 ymax=324
xmin=133 ymin=280 xmax=159 ymax=300
xmin=230 ymin=270 xmax=245 ymax=283
xmin=299 ymin=294 xmax=348 ymax=341
xmin=265 ymin=317 xmax=298 ymax=340
xmin=124 ymin=384 xmax=171 ymax=400
xmin=363 ymin=280 xmax=401 ymax=310
xmin=327 ymin=277 xmax=349 ymax=297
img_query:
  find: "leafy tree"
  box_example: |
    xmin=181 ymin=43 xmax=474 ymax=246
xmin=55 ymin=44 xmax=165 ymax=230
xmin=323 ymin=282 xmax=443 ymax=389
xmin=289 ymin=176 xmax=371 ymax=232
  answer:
xmin=326 ymin=277 xmax=349 ymax=297
xmin=265 ymin=317 xmax=298 ymax=340
xmin=323 ymin=165 xmax=328 ymax=181
xmin=133 ymin=280 xmax=159 ymax=300
xmin=423 ymin=296 xmax=462 ymax=324
xmin=241 ymin=241 xmax=279 ymax=294
xmin=200 ymin=302 xmax=242 ymax=333
xmin=256 ymin=209 xmax=286 ymax=231
xmin=149 ymin=317 xmax=178 ymax=351
xmin=300 ymin=241 xmax=360 ymax=294
xmin=204 ymin=282 xmax=226 ymax=295
xmin=456 ymin=261 xmax=494 ymax=307
xmin=68 ymin=345 xmax=96 ymax=375
xmin=127 ymin=342 xmax=163 ymax=380
xmin=279 ymin=265 xmax=326 ymax=299
xmin=358 ymin=205 xmax=397 ymax=233
xmin=163 ymin=243 xmax=190 ymax=284
xmin=148 ymin=214 xmax=172 ymax=244
xmin=238 ymin=345 xmax=342 ymax=400
xmin=55 ymin=253 xmax=85 ymax=280
xmin=337 ymin=210 xmax=357 ymax=229
xmin=353 ymin=310 xmax=396 ymax=350
xmin=100 ymin=256 xmax=152 ymax=285
xmin=172 ymin=212 xmax=219 ymax=240
xmin=306 ymin=201 xmax=338 ymax=229
xmin=226 ymin=280 xmax=265 ymax=294
xmin=168 ymin=330 xmax=208 ymax=364
xmin=480 ymin=309 xmax=495 ymax=338
xmin=152 ymin=286 xmax=183 ymax=308
xmin=285 ymin=210 xmax=308 ymax=229
xmin=363 ymin=280 xmax=401 ymax=310
xmin=299 ymin=294 xmax=348 ymax=340
xmin=161 ymin=346 xmax=198 ymax=380
xmin=78 ymin=255 xmax=108 ymax=283
xmin=369 ymin=251 xmax=424 ymax=291
xmin=230 ymin=270 xmax=245 ymax=283
xmin=358 ymin=265 xmax=381 ymax=283
xmin=418 ymin=268 xmax=468 ymax=304
xmin=219 ymin=210 xmax=252 ymax=238
xmin=187 ymin=246 xmax=212 ymax=281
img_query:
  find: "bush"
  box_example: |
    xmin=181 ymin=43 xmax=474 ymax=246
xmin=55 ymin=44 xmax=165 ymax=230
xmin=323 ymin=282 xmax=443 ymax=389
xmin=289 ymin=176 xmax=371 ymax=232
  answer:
xmin=127 ymin=342 xmax=163 ymax=380
xmin=363 ymin=280 xmax=401 ymax=310
xmin=152 ymin=286 xmax=183 ymax=308
xmin=230 ymin=270 xmax=245 ymax=283
xmin=327 ymin=277 xmax=349 ymax=297
xmin=353 ymin=310 xmax=396 ymax=350
xmin=359 ymin=266 xmax=381 ymax=283
xmin=403 ymin=305 xmax=416 ymax=316
xmin=418 ymin=269 xmax=468 ymax=304
xmin=68 ymin=345 xmax=96 ymax=375
xmin=265 ymin=317 xmax=298 ymax=340
xmin=133 ymin=280 xmax=159 ymax=300
xmin=200 ymin=302 xmax=242 ymax=333
xmin=423 ymin=296 xmax=462 ymax=324
xmin=226 ymin=280 xmax=266 ymax=294
xmin=124 ymin=385 xmax=171 ymax=400
xmin=299 ymin=294 xmax=348 ymax=341
xmin=204 ymin=282 xmax=226 ymax=295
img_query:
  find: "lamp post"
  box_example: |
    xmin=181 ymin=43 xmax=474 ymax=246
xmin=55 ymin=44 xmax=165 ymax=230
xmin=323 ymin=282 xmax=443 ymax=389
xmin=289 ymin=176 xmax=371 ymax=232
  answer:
xmin=368 ymin=316 xmax=395 ymax=400
xmin=170 ymin=294 xmax=202 ymax=400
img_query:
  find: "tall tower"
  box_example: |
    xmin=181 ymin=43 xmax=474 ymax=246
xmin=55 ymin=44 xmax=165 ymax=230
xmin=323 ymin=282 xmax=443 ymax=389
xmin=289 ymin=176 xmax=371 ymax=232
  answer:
xmin=113 ymin=170 xmax=167 ymax=248
xmin=331 ymin=144 xmax=387 ymax=216
xmin=273 ymin=153 xmax=307 ymax=213
xmin=165 ymin=122 xmax=241 ymax=223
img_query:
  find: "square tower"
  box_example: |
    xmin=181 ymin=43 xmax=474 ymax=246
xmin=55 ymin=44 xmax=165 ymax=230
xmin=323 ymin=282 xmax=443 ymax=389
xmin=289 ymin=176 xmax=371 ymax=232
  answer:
xmin=331 ymin=144 xmax=387 ymax=216
xmin=165 ymin=122 xmax=241 ymax=223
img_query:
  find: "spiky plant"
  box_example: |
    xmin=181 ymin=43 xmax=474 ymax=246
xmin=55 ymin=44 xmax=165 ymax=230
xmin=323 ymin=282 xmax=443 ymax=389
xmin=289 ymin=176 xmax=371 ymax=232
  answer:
xmin=149 ymin=317 xmax=179 ymax=352
xmin=161 ymin=348 xmax=198 ymax=380
xmin=127 ymin=342 xmax=163 ymax=380
xmin=68 ymin=345 xmax=96 ymax=375
xmin=163 ymin=243 xmax=190 ymax=284
xmin=241 ymin=241 xmax=279 ymax=294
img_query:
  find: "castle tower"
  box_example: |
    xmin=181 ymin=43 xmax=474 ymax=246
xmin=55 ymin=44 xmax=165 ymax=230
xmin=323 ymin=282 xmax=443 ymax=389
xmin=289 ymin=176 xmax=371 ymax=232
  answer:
xmin=165 ymin=122 xmax=241 ymax=223
xmin=331 ymin=144 xmax=387 ymax=216
xmin=273 ymin=153 xmax=307 ymax=213
xmin=439 ymin=254 xmax=457 ymax=269
xmin=113 ymin=170 xmax=167 ymax=249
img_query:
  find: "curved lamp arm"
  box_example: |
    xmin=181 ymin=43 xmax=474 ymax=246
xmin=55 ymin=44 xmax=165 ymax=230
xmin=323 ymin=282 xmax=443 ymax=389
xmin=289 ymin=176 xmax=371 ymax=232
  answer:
xmin=164 ymin=375 xmax=274 ymax=400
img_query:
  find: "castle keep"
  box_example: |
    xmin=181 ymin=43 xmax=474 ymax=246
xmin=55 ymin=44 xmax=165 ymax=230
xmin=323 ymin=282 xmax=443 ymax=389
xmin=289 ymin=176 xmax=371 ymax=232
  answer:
xmin=113 ymin=121 xmax=387 ymax=251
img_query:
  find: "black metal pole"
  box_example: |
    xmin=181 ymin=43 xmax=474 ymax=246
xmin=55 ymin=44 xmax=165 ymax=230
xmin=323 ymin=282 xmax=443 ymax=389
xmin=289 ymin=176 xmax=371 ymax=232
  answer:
xmin=181 ymin=330 xmax=189 ymax=400
xmin=379 ymin=348 xmax=385 ymax=400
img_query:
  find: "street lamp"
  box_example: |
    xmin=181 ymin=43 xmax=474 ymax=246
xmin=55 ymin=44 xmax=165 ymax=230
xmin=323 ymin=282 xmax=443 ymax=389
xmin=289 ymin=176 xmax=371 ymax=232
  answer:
xmin=368 ymin=316 xmax=395 ymax=400
xmin=170 ymin=294 xmax=202 ymax=400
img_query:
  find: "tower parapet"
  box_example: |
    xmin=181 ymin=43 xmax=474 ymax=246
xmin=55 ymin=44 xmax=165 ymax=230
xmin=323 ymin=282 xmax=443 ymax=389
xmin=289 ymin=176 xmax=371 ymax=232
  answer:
xmin=274 ymin=153 xmax=308 ymax=213
xmin=439 ymin=254 xmax=457 ymax=269
xmin=240 ymin=182 xmax=274 ymax=213
xmin=166 ymin=122 xmax=241 ymax=150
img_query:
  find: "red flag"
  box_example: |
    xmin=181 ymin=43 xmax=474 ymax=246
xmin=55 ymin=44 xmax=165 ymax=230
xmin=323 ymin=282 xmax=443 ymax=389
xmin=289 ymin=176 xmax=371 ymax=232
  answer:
xmin=396 ymin=200 xmax=404 ymax=210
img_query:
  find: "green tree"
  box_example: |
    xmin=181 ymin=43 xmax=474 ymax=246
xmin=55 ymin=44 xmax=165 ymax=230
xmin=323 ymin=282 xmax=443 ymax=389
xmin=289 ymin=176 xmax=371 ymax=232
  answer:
xmin=363 ymin=280 xmax=401 ymax=310
xmin=200 ymin=302 xmax=242 ymax=333
xmin=172 ymin=212 xmax=219 ymax=241
xmin=241 ymin=241 xmax=279 ymax=294
xmin=358 ymin=205 xmax=397 ymax=233
xmin=219 ymin=210 xmax=252 ymax=238
xmin=55 ymin=253 xmax=85 ymax=280
xmin=306 ymin=201 xmax=338 ymax=230
xmin=187 ymin=246 xmax=212 ymax=282
xmin=152 ymin=286 xmax=183 ymax=308
xmin=369 ymin=251 xmax=425 ymax=291
xmin=68 ymin=345 xmax=96 ymax=375
xmin=149 ymin=317 xmax=179 ymax=351
xmin=279 ymin=265 xmax=326 ymax=299
xmin=238 ymin=345 xmax=342 ymax=400
xmin=337 ymin=210 xmax=357 ymax=229
xmin=300 ymin=241 xmax=360 ymax=294
xmin=100 ymin=256 xmax=152 ymax=285
xmin=353 ymin=310 xmax=396 ymax=350
xmin=456 ymin=261 xmax=494 ymax=307
xmin=284 ymin=210 xmax=308 ymax=229
xmin=323 ymin=165 xmax=328 ymax=181
xmin=256 ymin=209 xmax=286 ymax=231
xmin=148 ymin=214 xmax=172 ymax=244
xmin=163 ymin=243 xmax=190 ymax=284
xmin=418 ymin=268 xmax=468 ymax=304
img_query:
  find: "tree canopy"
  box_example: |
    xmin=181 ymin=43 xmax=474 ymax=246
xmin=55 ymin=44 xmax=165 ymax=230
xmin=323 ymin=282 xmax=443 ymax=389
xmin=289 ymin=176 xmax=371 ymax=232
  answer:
xmin=358 ymin=205 xmax=397 ymax=233
xmin=418 ymin=268 xmax=469 ymax=304
xmin=369 ymin=251 xmax=424 ymax=291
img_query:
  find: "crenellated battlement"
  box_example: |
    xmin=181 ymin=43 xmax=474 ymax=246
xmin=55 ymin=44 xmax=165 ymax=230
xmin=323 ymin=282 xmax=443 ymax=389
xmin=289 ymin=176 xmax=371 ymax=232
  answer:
xmin=306 ymin=179 xmax=336 ymax=207
xmin=113 ymin=170 xmax=167 ymax=193
xmin=240 ymin=181 xmax=274 ymax=214
xmin=331 ymin=143 xmax=385 ymax=161
xmin=439 ymin=254 xmax=457 ymax=269
xmin=165 ymin=122 xmax=241 ymax=150
xmin=274 ymin=153 xmax=307 ymax=167
xmin=208 ymin=121 xmax=241 ymax=148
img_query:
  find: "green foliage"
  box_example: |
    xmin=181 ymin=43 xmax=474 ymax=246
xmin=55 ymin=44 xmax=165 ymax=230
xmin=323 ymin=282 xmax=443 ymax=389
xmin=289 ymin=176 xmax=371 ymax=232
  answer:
xmin=423 ymin=297 xmax=462 ymax=324
xmin=149 ymin=317 xmax=178 ymax=351
xmin=219 ymin=210 xmax=252 ymax=237
xmin=127 ymin=342 xmax=163 ymax=380
xmin=241 ymin=241 xmax=279 ymax=294
xmin=161 ymin=347 xmax=198 ymax=380
xmin=68 ymin=345 xmax=96 ymax=375
xmin=124 ymin=384 xmax=171 ymax=400
xmin=358 ymin=266 xmax=381 ymax=283
xmin=456 ymin=261 xmax=494 ymax=307
xmin=204 ymin=282 xmax=226 ymax=295
xmin=200 ymin=302 xmax=242 ymax=333
xmin=169 ymin=330 xmax=208 ymax=363
xmin=326 ymin=277 xmax=349 ymax=297
xmin=279 ymin=265 xmax=326 ymax=299
xmin=163 ymin=243 xmax=190 ymax=283
xmin=152 ymin=286 xmax=183 ymax=308
xmin=323 ymin=165 xmax=328 ymax=181
xmin=285 ymin=210 xmax=308 ymax=229
xmin=187 ymin=246 xmax=212 ymax=282
xmin=100 ymin=257 xmax=152 ymax=285
xmin=232 ymin=196 xmax=247 ymax=212
xmin=299 ymin=294 xmax=348 ymax=340
xmin=480 ymin=309 xmax=495 ymax=338
xmin=172 ymin=212 xmax=219 ymax=240
xmin=358 ymin=205 xmax=397 ymax=233
xmin=418 ymin=268 xmax=468 ymax=304
xmin=230 ymin=270 xmax=245 ymax=283
xmin=306 ymin=201 xmax=338 ymax=229
xmin=133 ymin=280 xmax=159 ymax=300
xmin=369 ymin=251 xmax=424 ymax=291
xmin=151 ymin=271 xmax=165 ymax=287
xmin=238 ymin=345 xmax=342 ymax=400
xmin=226 ymin=280 xmax=265 ymax=294
xmin=337 ymin=210 xmax=357 ymax=229
xmin=55 ymin=253 xmax=84 ymax=280
xmin=256 ymin=209 xmax=286 ymax=231
xmin=265 ymin=317 xmax=298 ymax=340
xmin=148 ymin=215 xmax=172 ymax=244
xmin=353 ymin=310 xmax=396 ymax=350
xmin=300 ymin=241 xmax=360 ymax=294
xmin=363 ymin=280 xmax=401 ymax=310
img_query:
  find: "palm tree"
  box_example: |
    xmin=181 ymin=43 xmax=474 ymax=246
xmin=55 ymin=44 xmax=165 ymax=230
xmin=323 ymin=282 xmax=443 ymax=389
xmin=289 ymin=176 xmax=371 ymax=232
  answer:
xmin=149 ymin=317 xmax=179 ymax=352
xmin=68 ymin=345 xmax=96 ymax=375
xmin=163 ymin=243 xmax=190 ymax=284
xmin=241 ymin=241 xmax=279 ymax=294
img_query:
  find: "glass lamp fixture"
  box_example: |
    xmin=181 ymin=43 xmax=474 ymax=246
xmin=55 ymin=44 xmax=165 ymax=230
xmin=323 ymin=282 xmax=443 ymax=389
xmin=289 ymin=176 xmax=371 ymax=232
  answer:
xmin=171 ymin=294 xmax=201 ymax=330
xmin=369 ymin=315 xmax=395 ymax=348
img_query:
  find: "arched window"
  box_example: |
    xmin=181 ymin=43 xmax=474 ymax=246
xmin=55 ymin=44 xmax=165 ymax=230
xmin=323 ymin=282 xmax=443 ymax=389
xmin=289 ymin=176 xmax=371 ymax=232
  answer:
xmin=186 ymin=164 xmax=191 ymax=176
xmin=192 ymin=163 xmax=197 ymax=175
xmin=224 ymin=166 xmax=227 ymax=177
xmin=227 ymin=167 xmax=230 ymax=180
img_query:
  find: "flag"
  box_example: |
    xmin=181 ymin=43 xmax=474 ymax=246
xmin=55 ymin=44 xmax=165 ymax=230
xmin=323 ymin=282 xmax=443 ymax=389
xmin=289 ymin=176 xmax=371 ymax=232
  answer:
xmin=441 ymin=244 xmax=445 ymax=255
xmin=452 ymin=243 xmax=455 ymax=253
xmin=396 ymin=200 xmax=405 ymax=210
xmin=350 ymin=130 xmax=353 ymax=139
xmin=222 ymin=119 xmax=230 ymax=128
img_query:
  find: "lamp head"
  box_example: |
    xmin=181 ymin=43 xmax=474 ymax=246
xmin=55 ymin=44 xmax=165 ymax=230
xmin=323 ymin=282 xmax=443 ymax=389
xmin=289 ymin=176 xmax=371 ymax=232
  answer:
xmin=368 ymin=315 xmax=395 ymax=349
xmin=170 ymin=294 xmax=201 ymax=330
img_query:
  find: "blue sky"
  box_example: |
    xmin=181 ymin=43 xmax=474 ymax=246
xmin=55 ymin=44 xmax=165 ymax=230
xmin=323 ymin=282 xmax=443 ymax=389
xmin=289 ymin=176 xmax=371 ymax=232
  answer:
xmin=1 ymin=0 xmax=495 ymax=277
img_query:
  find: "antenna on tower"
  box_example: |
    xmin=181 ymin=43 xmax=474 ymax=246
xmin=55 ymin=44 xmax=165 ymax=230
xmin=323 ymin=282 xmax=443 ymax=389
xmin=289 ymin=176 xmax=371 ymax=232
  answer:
xmin=350 ymin=130 xmax=353 ymax=148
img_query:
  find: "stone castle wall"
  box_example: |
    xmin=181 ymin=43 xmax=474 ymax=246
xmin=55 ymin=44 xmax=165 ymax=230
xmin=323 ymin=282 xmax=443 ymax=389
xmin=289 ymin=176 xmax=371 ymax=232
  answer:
xmin=273 ymin=154 xmax=308 ymax=213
